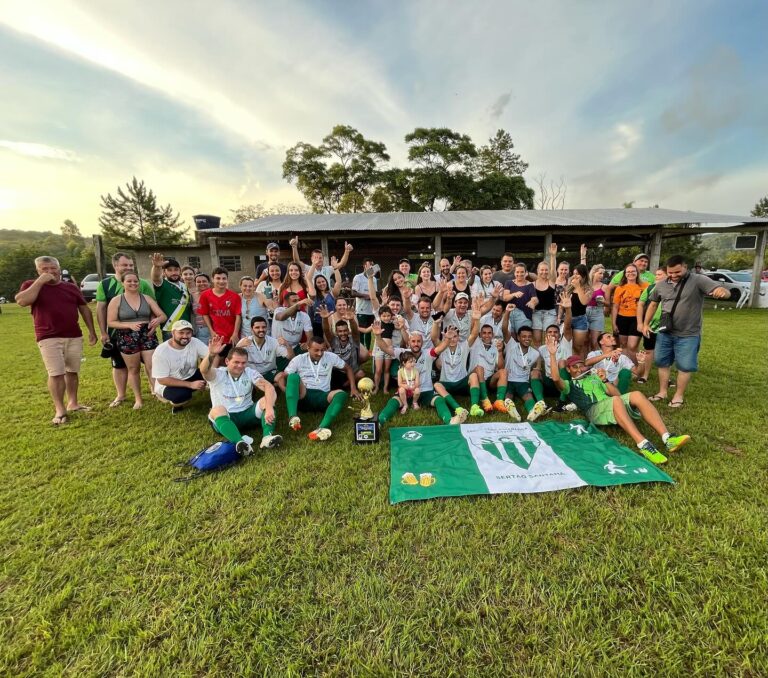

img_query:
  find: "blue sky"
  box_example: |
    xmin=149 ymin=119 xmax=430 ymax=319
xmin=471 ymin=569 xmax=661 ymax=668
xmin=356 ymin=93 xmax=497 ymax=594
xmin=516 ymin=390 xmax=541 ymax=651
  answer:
xmin=1 ymin=0 xmax=766 ymax=233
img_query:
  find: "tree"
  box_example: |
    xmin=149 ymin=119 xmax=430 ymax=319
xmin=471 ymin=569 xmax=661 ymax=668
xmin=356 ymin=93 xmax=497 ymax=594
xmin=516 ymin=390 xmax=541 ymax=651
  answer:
xmin=751 ymin=196 xmax=768 ymax=218
xmin=61 ymin=219 xmax=81 ymax=239
xmin=476 ymin=129 xmax=528 ymax=177
xmin=99 ymin=177 xmax=188 ymax=248
xmin=224 ymin=202 xmax=309 ymax=226
xmin=534 ymin=172 xmax=567 ymax=209
xmin=368 ymin=169 xmax=422 ymax=213
xmin=283 ymin=125 xmax=390 ymax=213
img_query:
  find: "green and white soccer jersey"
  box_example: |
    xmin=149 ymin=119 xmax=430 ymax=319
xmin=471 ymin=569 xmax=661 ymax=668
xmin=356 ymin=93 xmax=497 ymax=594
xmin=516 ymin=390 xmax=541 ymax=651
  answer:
xmin=479 ymin=312 xmax=506 ymax=341
xmin=561 ymin=374 xmax=610 ymax=412
xmin=543 ymin=338 xmax=573 ymax=378
xmin=438 ymin=340 xmax=470 ymax=382
xmin=469 ymin=340 xmax=500 ymax=375
xmin=442 ymin=309 xmax=472 ymax=341
xmin=244 ymin=336 xmax=287 ymax=374
xmin=395 ymin=347 xmax=435 ymax=393
xmin=408 ymin=314 xmax=436 ymax=350
xmin=389 ymin=421 xmax=673 ymax=503
xmin=505 ymin=339 xmax=541 ymax=382
xmin=285 ymin=351 xmax=346 ymax=391
xmin=154 ymin=278 xmax=191 ymax=330
xmin=587 ymin=350 xmax=634 ymax=383
xmin=272 ymin=309 xmax=312 ymax=348
xmin=208 ymin=366 xmax=264 ymax=414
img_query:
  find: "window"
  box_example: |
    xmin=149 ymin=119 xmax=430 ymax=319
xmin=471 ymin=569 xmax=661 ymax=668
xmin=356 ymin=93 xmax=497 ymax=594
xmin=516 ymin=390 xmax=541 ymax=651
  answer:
xmin=219 ymin=255 xmax=242 ymax=272
xmin=187 ymin=256 xmax=201 ymax=269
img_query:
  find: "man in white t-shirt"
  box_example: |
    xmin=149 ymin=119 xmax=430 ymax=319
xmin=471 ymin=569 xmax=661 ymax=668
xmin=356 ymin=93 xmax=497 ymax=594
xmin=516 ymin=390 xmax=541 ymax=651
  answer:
xmin=272 ymin=292 xmax=312 ymax=356
xmin=469 ymin=322 xmax=509 ymax=416
xmin=152 ymin=320 xmax=209 ymax=413
xmin=585 ymin=332 xmax=639 ymax=394
xmin=236 ymin=315 xmax=292 ymax=390
xmin=290 ymin=235 xmax=352 ymax=283
xmin=351 ymin=258 xmax=377 ymax=348
xmin=479 ymin=300 xmax=508 ymax=342
xmin=441 ymin=292 xmax=472 ymax=341
xmin=433 ymin=319 xmax=477 ymax=420
xmin=284 ymin=336 xmax=360 ymax=441
xmin=374 ymin=329 xmax=468 ymax=428
xmin=504 ymin=325 xmax=547 ymax=422
xmin=200 ymin=336 xmax=281 ymax=454
xmin=404 ymin=296 xmax=440 ymax=351
xmin=532 ymin=295 xmax=576 ymax=412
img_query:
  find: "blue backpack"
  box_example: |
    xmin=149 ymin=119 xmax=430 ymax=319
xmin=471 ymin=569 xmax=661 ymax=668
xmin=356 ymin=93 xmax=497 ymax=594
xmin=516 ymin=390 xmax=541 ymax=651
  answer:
xmin=174 ymin=441 xmax=242 ymax=481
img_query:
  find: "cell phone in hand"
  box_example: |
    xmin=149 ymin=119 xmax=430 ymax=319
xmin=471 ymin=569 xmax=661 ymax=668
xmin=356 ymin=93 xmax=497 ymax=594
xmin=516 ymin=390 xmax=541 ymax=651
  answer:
xmin=364 ymin=264 xmax=381 ymax=279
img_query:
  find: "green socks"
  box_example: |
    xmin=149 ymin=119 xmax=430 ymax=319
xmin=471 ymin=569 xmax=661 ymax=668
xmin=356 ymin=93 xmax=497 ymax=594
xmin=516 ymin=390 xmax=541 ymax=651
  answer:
xmin=531 ymin=378 xmax=544 ymax=402
xmin=479 ymin=381 xmax=488 ymax=400
xmin=618 ymin=368 xmax=632 ymax=394
xmin=444 ymin=393 xmax=461 ymax=411
xmin=434 ymin=397 xmax=452 ymax=424
xmin=286 ymin=373 xmax=300 ymax=417
xmin=214 ymin=415 xmax=242 ymax=444
xmin=261 ymin=412 xmax=275 ymax=436
xmin=523 ymin=398 xmax=535 ymax=413
xmin=319 ymin=391 xmax=348 ymax=428
xmin=496 ymin=383 xmax=507 ymax=400
xmin=470 ymin=386 xmax=480 ymax=406
xmin=379 ymin=397 xmax=400 ymax=425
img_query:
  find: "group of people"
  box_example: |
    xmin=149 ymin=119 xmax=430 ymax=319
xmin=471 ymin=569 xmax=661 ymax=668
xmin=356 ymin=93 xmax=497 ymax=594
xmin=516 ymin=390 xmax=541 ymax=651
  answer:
xmin=18 ymin=240 xmax=731 ymax=463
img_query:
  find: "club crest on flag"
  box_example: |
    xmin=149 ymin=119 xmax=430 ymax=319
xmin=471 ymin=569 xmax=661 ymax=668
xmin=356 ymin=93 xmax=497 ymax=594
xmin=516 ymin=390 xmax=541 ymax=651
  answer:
xmin=402 ymin=431 xmax=422 ymax=441
xmin=480 ymin=435 xmax=542 ymax=470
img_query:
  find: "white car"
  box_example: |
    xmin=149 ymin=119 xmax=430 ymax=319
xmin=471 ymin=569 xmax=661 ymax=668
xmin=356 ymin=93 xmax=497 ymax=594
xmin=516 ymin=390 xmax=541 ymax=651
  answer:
xmin=80 ymin=273 xmax=113 ymax=301
xmin=703 ymin=270 xmax=768 ymax=305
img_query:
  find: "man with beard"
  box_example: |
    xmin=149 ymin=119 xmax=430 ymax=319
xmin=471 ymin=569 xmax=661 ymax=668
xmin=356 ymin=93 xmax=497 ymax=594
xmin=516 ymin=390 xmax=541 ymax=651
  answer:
xmin=150 ymin=253 xmax=192 ymax=340
xmin=236 ymin=316 xmax=292 ymax=390
xmin=152 ymin=320 xmax=209 ymax=412
xmin=503 ymin=325 xmax=548 ymax=422
xmin=320 ymin=306 xmax=368 ymax=389
xmin=585 ymin=332 xmax=639 ymax=394
xmin=201 ymin=337 xmax=282 ymax=454
xmin=256 ymin=242 xmax=287 ymax=281
xmin=468 ymin=322 xmax=509 ymax=415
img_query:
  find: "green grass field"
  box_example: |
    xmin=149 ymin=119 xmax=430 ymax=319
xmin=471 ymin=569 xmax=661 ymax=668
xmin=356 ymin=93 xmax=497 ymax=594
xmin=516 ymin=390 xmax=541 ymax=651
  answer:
xmin=1 ymin=303 xmax=767 ymax=676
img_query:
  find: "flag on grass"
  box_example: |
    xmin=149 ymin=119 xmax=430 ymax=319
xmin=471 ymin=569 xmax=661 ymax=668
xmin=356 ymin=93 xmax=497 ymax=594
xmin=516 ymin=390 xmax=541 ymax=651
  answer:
xmin=389 ymin=420 xmax=673 ymax=503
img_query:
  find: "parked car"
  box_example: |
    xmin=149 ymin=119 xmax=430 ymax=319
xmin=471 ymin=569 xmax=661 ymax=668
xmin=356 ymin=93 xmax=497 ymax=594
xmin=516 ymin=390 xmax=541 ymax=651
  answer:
xmin=80 ymin=273 xmax=113 ymax=301
xmin=702 ymin=270 xmax=768 ymax=302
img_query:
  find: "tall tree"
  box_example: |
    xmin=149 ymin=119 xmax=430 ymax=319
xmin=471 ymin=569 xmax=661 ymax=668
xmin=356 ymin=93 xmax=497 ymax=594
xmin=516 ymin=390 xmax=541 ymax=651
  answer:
xmin=99 ymin=177 xmax=188 ymax=247
xmin=751 ymin=196 xmax=768 ymax=217
xmin=476 ymin=129 xmax=528 ymax=176
xmin=283 ymin=125 xmax=390 ymax=213
xmin=61 ymin=219 xmax=82 ymax=239
xmin=224 ymin=202 xmax=309 ymax=226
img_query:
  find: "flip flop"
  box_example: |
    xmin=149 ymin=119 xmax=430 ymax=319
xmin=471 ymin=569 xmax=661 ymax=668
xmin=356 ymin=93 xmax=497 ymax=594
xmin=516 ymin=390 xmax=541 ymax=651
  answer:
xmin=67 ymin=405 xmax=92 ymax=413
xmin=649 ymin=394 xmax=666 ymax=402
xmin=51 ymin=415 xmax=68 ymax=426
xmin=109 ymin=398 xmax=125 ymax=408
xmin=669 ymin=400 xmax=684 ymax=408
xmin=636 ymin=377 xmax=647 ymax=384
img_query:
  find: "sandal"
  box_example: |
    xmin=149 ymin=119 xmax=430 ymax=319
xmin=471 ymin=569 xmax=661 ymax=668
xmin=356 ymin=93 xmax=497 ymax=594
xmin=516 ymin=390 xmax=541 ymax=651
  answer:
xmin=51 ymin=415 xmax=68 ymax=426
xmin=67 ymin=405 xmax=92 ymax=413
xmin=109 ymin=398 xmax=125 ymax=408
xmin=669 ymin=400 xmax=684 ymax=408
xmin=648 ymin=394 xmax=666 ymax=402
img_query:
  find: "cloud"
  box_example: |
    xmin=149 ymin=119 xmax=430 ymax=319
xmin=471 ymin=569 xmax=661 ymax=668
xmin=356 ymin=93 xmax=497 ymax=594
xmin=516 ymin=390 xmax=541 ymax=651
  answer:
xmin=610 ymin=123 xmax=642 ymax=162
xmin=489 ymin=91 xmax=513 ymax=121
xmin=0 ymin=139 xmax=81 ymax=161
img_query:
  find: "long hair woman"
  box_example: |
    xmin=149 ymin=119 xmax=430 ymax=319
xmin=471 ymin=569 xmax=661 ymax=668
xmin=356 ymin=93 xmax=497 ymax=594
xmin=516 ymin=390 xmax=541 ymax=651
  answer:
xmin=586 ymin=264 xmax=607 ymax=351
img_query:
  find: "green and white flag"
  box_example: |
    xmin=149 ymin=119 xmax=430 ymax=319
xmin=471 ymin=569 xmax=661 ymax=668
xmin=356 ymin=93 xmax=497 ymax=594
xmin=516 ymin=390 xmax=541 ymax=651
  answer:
xmin=390 ymin=420 xmax=673 ymax=503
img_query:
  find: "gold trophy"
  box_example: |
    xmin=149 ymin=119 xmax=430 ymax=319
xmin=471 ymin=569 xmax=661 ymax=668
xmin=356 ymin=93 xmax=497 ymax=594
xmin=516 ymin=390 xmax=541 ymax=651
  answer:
xmin=357 ymin=377 xmax=374 ymax=420
xmin=352 ymin=377 xmax=379 ymax=443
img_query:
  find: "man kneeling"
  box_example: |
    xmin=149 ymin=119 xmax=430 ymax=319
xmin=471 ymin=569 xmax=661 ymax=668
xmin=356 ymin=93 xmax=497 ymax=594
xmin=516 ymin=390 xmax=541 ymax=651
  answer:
xmin=201 ymin=337 xmax=282 ymax=455
xmin=545 ymin=336 xmax=689 ymax=464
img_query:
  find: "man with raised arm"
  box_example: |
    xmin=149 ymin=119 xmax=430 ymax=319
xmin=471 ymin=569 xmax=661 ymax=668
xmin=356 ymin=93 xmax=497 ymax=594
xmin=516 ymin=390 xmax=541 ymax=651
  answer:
xmin=545 ymin=337 xmax=690 ymax=465
xmin=236 ymin=316 xmax=292 ymax=390
xmin=149 ymin=252 xmax=192 ymax=340
xmin=200 ymin=336 xmax=282 ymax=455
xmin=468 ymin=321 xmax=509 ymax=415
xmin=290 ymin=235 xmax=352 ymax=283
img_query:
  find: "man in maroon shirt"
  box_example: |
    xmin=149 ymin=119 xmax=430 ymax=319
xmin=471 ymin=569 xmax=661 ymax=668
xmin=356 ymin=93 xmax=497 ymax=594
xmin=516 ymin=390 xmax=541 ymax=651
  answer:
xmin=198 ymin=267 xmax=242 ymax=359
xmin=16 ymin=256 xmax=98 ymax=425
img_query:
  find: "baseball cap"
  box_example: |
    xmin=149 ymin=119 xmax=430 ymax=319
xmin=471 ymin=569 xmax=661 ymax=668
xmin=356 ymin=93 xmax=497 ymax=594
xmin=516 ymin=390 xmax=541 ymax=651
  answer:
xmin=163 ymin=258 xmax=181 ymax=269
xmin=566 ymin=355 xmax=585 ymax=368
xmin=455 ymin=292 xmax=469 ymax=301
xmin=171 ymin=320 xmax=194 ymax=331
xmin=399 ymin=257 xmax=411 ymax=264
xmin=266 ymin=242 xmax=279 ymax=250
xmin=633 ymin=253 xmax=650 ymax=262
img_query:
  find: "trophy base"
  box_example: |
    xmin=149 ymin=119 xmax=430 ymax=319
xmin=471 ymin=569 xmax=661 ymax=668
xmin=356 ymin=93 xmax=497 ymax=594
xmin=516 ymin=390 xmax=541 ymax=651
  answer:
xmin=353 ymin=416 xmax=380 ymax=444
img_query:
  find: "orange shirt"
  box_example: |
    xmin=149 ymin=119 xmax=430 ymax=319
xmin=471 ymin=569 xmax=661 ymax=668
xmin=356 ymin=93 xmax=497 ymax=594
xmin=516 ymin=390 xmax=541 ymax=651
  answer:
xmin=613 ymin=282 xmax=648 ymax=317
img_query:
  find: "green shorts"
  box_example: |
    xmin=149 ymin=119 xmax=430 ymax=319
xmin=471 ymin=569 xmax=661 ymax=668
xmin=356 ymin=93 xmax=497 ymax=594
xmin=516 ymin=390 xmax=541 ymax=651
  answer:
xmin=419 ymin=390 xmax=437 ymax=407
xmin=299 ymin=388 xmax=329 ymax=412
xmin=260 ymin=369 xmax=277 ymax=384
xmin=587 ymin=393 xmax=641 ymax=426
xmin=508 ymin=381 xmax=533 ymax=398
xmin=440 ymin=377 xmax=469 ymax=396
xmin=210 ymin=405 xmax=262 ymax=433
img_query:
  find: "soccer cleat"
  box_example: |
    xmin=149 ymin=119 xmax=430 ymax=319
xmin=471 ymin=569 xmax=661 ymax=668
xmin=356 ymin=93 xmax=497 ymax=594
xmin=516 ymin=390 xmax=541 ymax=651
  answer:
xmin=526 ymin=400 xmax=548 ymax=422
xmin=665 ymin=434 xmax=691 ymax=453
xmin=236 ymin=440 xmax=253 ymax=457
xmin=504 ymin=398 xmax=521 ymax=422
xmin=308 ymin=427 xmax=332 ymax=441
xmin=492 ymin=399 xmax=508 ymax=413
xmin=259 ymin=434 xmax=283 ymax=449
xmin=449 ymin=408 xmax=468 ymax=425
xmin=469 ymin=404 xmax=485 ymax=417
xmin=638 ymin=441 xmax=667 ymax=465
xmin=481 ymin=398 xmax=494 ymax=413
xmin=289 ymin=416 xmax=302 ymax=431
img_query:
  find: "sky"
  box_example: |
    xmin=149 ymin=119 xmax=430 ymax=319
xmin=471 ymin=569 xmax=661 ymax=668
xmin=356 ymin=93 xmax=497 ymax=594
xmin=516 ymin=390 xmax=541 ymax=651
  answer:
xmin=1 ymin=0 xmax=767 ymax=235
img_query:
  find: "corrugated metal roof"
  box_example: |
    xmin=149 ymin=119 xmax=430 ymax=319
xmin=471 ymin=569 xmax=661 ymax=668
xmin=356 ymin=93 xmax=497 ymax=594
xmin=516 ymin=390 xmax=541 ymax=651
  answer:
xmin=222 ymin=208 xmax=768 ymax=234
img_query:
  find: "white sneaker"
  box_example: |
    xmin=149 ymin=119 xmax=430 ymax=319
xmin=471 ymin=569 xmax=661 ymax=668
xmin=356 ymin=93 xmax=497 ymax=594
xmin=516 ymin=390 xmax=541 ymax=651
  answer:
xmin=308 ymin=427 xmax=332 ymax=441
xmin=504 ymin=398 xmax=521 ymax=422
xmin=236 ymin=440 xmax=253 ymax=457
xmin=241 ymin=435 xmax=254 ymax=445
xmin=449 ymin=407 xmax=468 ymax=425
xmin=527 ymin=400 xmax=548 ymax=422
xmin=259 ymin=434 xmax=282 ymax=449
xmin=289 ymin=416 xmax=301 ymax=431
xmin=564 ymin=402 xmax=578 ymax=412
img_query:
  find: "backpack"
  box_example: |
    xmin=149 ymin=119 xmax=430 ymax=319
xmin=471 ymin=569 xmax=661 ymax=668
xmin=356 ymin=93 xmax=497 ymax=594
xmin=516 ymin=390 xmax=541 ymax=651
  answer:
xmin=174 ymin=441 xmax=243 ymax=481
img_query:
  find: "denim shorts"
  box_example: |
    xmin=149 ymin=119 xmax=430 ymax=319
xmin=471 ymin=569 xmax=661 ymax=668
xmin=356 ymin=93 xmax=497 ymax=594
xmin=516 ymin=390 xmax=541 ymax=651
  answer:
xmin=654 ymin=333 xmax=701 ymax=372
xmin=586 ymin=306 xmax=605 ymax=332
xmin=532 ymin=309 xmax=557 ymax=331
xmin=571 ymin=314 xmax=589 ymax=332
xmin=510 ymin=308 xmax=532 ymax=333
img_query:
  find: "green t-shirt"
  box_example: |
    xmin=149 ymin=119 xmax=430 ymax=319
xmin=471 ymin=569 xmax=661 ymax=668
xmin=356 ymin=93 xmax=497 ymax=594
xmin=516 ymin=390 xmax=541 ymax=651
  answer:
xmin=95 ymin=276 xmax=155 ymax=302
xmin=153 ymin=279 xmax=191 ymax=323
xmin=639 ymin=283 xmax=662 ymax=331
xmin=561 ymin=374 xmax=609 ymax=413
xmin=610 ymin=270 xmax=654 ymax=286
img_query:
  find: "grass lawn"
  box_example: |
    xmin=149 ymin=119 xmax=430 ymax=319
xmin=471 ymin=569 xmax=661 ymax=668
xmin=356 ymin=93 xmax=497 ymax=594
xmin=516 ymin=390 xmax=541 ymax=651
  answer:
xmin=1 ymin=303 xmax=767 ymax=676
